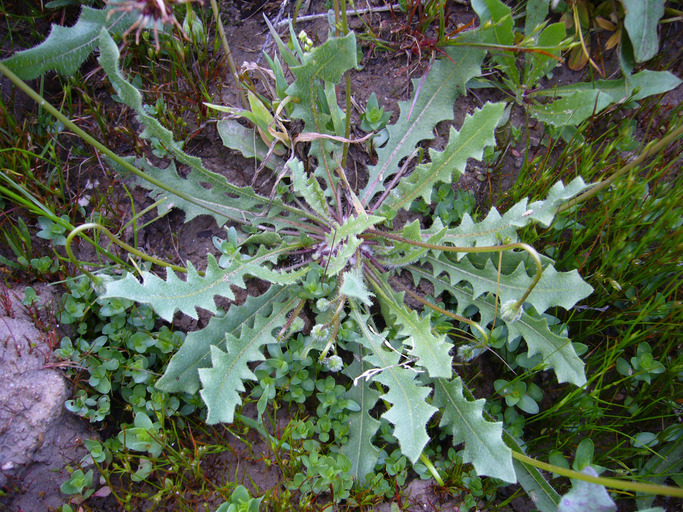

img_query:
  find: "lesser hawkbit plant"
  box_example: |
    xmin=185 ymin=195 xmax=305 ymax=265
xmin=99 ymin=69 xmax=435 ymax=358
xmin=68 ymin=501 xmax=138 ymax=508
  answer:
xmin=90 ymin=19 xmax=594 ymax=487
xmin=8 ymin=0 xmax=680 ymax=507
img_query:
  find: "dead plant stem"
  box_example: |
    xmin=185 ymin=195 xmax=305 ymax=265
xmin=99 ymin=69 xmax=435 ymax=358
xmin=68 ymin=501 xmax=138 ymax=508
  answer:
xmin=209 ymin=0 xmax=248 ymax=109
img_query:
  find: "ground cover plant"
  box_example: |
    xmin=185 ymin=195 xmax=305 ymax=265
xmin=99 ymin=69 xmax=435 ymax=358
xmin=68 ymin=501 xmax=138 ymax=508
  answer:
xmin=1 ymin=0 xmax=682 ymax=510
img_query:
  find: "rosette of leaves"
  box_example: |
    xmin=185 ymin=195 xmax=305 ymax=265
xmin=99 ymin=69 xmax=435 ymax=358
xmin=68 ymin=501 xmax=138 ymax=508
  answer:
xmin=94 ymin=19 xmax=592 ymax=488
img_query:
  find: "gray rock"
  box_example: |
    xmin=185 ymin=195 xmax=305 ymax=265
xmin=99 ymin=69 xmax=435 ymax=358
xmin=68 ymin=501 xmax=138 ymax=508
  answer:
xmin=0 ymin=285 xmax=96 ymax=511
xmin=0 ymin=319 xmax=68 ymax=486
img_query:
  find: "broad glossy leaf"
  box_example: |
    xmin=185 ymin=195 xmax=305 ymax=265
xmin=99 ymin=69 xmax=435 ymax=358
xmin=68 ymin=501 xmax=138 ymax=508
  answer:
xmin=524 ymin=0 xmax=549 ymax=37
xmin=472 ymin=0 xmax=518 ymax=86
xmin=216 ymin=120 xmax=284 ymax=171
xmin=548 ymin=70 xmax=680 ymax=103
xmin=530 ymin=70 xmax=681 ymax=116
xmin=621 ymin=0 xmax=665 ymax=63
xmin=524 ymin=22 xmax=566 ymax=87
xmin=529 ymin=90 xmax=613 ymax=127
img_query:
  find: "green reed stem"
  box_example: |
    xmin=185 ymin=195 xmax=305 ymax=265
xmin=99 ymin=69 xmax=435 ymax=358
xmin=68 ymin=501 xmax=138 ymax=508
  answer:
xmin=209 ymin=0 xmax=248 ymax=109
xmin=513 ymin=452 xmax=683 ymax=498
xmin=366 ymin=229 xmax=543 ymax=311
xmin=65 ymin=223 xmax=188 ymax=285
xmin=420 ymin=453 xmax=445 ymax=487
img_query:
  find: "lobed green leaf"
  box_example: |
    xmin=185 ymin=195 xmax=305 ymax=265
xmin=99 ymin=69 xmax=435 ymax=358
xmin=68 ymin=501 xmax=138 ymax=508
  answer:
xmin=432 ymin=177 xmax=591 ymax=254
xmin=98 ymin=30 xmax=288 ymax=226
xmin=156 ymin=286 xmax=292 ymax=394
xmin=351 ymin=305 xmax=437 ymax=463
xmin=361 ymin=46 xmax=486 ymax=204
xmin=286 ymin=32 xmax=357 ymax=192
xmin=426 ymin=254 xmax=593 ymax=315
xmin=386 ymin=102 xmax=506 ymax=212
xmin=102 ymin=256 xmax=232 ymax=322
xmin=287 ymin=32 xmax=357 ymax=131
xmin=120 ymin=158 xmax=271 ymax=226
xmin=289 ymin=158 xmax=333 ymax=223
xmin=377 ymin=287 xmax=453 ymax=379
xmin=324 ymin=235 xmax=363 ymax=277
xmin=408 ymin=265 xmax=587 ymax=386
xmin=375 ymin=220 xmax=446 ymax=268
xmin=332 ymin=214 xmax=385 ymax=241
xmin=102 ymin=248 xmax=304 ymax=322
xmin=341 ymin=354 xmax=382 ymax=484
xmin=199 ymin=295 xmax=299 ymax=424
xmin=432 ymin=376 xmax=515 ymax=482
xmin=1 ymin=6 xmax=135 ymax=80
xmin=340 ymin=271 xmax=374 ymax=306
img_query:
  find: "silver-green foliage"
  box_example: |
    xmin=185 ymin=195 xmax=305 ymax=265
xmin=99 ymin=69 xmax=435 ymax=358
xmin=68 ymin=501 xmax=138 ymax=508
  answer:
xmin=1 ymin=4 xmax=135 ymax=80
xmin=96 ymin=21 xmax=593 ymax=487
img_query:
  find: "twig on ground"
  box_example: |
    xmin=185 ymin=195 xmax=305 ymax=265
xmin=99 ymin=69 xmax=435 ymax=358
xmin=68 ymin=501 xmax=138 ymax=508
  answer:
xmin=275 ymin=3 xmax=402 ymax=28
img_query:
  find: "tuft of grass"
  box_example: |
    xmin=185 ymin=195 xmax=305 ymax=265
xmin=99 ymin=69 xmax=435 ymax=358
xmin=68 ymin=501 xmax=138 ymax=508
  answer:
xmin=115 ymin=3 xmax=224 ymax=142
xmin=499 ymin=96 xmax=682 ymax=499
